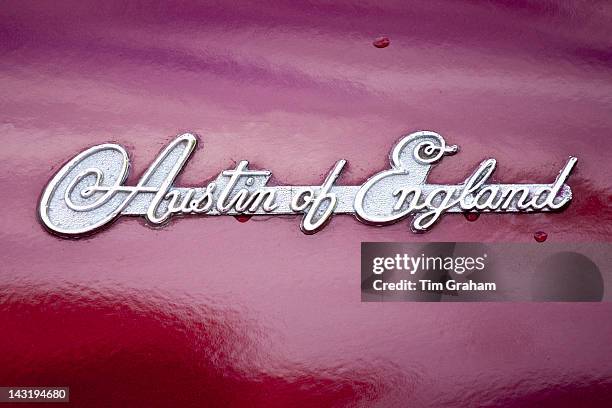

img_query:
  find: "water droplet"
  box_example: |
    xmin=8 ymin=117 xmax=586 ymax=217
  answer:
xmin=464 ymin=212 xmax=479 ymax=222
xmin=373 ymin=36 xmax=390 ymax=48
xmin=534 ymin=231 xmax=548 ymax=242
xmin=234 ymin=215 xmax=252 ymax=223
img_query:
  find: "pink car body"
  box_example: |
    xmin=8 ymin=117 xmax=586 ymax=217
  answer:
xmin=1 ymin=1 xmax=611 ymax=406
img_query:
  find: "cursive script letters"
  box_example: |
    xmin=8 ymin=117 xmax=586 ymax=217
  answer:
xmin=39 ymin=131 xmax=576 ymax=236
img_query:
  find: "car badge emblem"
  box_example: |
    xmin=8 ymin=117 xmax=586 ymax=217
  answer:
xmin=39 ymin=131 xmax=576 ymax=236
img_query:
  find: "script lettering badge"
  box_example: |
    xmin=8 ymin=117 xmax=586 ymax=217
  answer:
xmin=39 ymin=131 xmax=577 ymax=236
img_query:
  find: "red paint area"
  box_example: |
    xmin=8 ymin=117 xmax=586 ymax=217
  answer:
xmin=0 ymin=285 xmax=390 ymax=407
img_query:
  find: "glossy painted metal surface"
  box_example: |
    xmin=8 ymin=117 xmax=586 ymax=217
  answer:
xmin=1 ymin=1 xmax=612 ymax=406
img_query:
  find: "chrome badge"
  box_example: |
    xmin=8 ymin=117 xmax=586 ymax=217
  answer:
xmin=39 ymin=131 xmax=577 ymax=236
